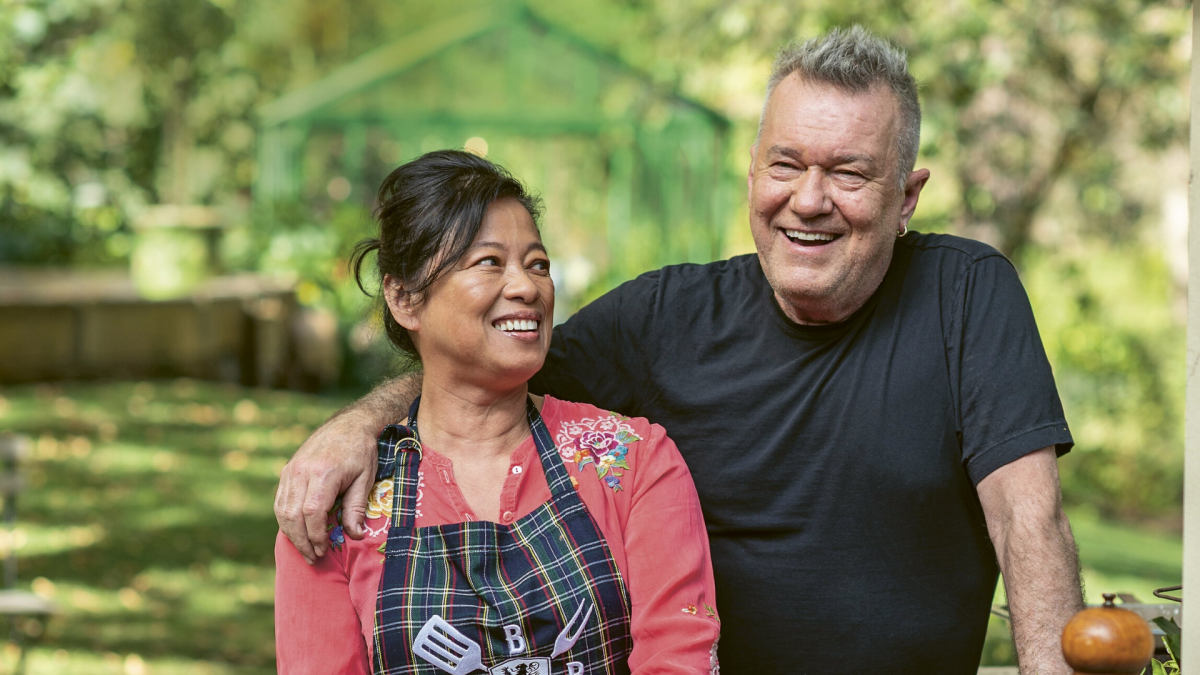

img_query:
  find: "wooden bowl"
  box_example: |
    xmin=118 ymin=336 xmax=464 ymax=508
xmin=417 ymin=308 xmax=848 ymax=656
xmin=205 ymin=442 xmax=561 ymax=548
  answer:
xmin=1061 ymin=593 xmax=1154 ymax=674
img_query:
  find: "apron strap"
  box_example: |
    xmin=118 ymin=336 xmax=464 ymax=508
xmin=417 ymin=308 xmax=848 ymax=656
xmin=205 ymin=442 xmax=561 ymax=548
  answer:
xmin=526 ymin=398 xmax=576 ymax=498
xmin=381 ymin=395 xmax=424 ymax=529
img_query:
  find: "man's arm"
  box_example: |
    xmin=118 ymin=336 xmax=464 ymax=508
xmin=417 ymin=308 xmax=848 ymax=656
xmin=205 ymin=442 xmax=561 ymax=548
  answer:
xmin=977 ymin=446 xmax=1084 ymax=675
xmin=274 ymin=373 xmax=420 ymax=564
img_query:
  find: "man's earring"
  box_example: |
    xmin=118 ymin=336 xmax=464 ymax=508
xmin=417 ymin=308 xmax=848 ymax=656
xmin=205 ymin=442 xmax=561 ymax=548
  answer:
xmin=897 ymin=223 xmax=909 ymax=238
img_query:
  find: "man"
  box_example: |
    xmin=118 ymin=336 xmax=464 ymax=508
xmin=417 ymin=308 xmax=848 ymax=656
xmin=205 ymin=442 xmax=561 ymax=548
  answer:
xmin=275 ymin=26 xmax=1083 ymax=673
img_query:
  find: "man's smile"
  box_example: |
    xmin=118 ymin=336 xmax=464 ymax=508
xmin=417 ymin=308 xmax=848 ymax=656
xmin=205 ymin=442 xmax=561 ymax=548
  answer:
xmin=782 ymin=228 xmax=843 ymax=247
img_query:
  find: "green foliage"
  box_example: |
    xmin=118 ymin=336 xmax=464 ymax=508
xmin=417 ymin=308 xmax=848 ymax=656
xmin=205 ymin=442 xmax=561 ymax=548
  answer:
xmin=1024 ymin=243 xmax=1184 ymax=519
xmin=1151 ymin=617 xmax=1181 ymax=674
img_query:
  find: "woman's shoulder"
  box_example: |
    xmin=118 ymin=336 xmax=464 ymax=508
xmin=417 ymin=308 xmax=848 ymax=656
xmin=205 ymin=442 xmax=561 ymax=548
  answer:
xmin=542 ymin=396 xmax=669 ymax=493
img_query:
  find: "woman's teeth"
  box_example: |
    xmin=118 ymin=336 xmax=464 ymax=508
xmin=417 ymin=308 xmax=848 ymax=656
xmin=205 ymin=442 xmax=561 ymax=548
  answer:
xmin=493 ymin=319 xmax=539 ymax=332
xmin=784 ymin=230 xmax=838 ymax=242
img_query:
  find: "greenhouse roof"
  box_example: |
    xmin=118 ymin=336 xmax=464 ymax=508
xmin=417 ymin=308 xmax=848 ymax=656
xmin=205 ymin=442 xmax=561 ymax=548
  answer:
xmin=257 ymin=3 xmax=729 ymax=131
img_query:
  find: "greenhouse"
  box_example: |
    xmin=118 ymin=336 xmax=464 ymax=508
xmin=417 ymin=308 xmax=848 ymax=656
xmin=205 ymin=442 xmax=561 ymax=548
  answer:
xmin=256 ymin=3 xmax=732 ymax=312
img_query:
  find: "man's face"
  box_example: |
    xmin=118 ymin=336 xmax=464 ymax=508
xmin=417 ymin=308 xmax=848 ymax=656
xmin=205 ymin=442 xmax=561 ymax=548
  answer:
xmin=748 ymin=74 xmax=929 ymax=324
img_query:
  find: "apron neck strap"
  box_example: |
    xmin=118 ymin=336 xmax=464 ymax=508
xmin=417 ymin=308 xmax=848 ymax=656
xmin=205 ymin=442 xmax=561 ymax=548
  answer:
xmin=387 ymin=395 xmax=574 ymax=528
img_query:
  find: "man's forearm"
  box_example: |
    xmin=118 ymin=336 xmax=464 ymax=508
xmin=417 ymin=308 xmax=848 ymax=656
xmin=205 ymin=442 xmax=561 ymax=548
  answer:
xmin=978 ymin=448 xmax=1084 ymax=675
xmin=333 ymin=372 xmax=422 ymax=429
xmin=998 ymin=506 xmax=1084 ymax=674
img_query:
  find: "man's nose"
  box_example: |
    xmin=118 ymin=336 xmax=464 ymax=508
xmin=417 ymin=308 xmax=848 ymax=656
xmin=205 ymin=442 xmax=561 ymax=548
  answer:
xmin=789 ymin=169 xmax=833 ymax=217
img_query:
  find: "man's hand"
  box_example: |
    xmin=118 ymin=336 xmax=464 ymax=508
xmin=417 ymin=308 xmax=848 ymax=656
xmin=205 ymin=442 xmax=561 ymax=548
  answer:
xmin=274 ymin=375 xmax=420 ymax=563
xmin=978 ymin=446 xmax=1084 ymax=675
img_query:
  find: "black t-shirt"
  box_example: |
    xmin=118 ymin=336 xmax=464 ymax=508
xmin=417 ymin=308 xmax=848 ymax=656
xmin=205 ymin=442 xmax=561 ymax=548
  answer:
xmin=530 ymin=232 xmax=1073 ymax=674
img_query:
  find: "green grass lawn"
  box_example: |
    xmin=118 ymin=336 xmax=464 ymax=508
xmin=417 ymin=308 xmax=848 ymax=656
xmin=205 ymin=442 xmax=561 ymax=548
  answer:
xmin=0 ymin=380 xmax=1182 ymax=673
xmin=0 ymin=380 xmax=349 ymax=675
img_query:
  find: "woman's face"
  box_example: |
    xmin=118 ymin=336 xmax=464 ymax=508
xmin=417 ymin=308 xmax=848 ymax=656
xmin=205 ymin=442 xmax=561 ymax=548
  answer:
xmin=387 ymin=198 xmax=554 ymax=390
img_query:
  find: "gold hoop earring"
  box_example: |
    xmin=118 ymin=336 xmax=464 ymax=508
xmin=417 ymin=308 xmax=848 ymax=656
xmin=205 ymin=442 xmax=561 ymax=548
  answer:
xmin=897 ymin=224 xmax=909 ymax=238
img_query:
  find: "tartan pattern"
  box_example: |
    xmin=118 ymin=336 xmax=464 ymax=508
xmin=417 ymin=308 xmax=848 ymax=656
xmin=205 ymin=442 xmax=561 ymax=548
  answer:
xmin=372 ymin=398 xmax=633 ymax=675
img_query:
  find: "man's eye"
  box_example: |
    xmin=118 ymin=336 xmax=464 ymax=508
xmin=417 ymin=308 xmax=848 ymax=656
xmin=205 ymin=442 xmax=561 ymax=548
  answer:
xmin=477 ymin=257 xmax=500 ymax=266
xmin=530 ymin=260 xmax=550 ymax=272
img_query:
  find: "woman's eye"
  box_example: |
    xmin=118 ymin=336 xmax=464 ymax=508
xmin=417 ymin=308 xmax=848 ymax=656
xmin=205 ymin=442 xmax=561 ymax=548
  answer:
xmin=530 ymin=260 xmax=550 ymax=273
xmin=477 ymin=256 xmax=500 ymax=267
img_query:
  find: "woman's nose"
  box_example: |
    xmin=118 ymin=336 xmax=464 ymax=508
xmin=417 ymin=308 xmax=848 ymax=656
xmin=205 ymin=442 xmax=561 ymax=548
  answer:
xmin=503 ymin=265 xmax=541 ymax=303
xmin=789 ymin=169 xmax=833 ymax=217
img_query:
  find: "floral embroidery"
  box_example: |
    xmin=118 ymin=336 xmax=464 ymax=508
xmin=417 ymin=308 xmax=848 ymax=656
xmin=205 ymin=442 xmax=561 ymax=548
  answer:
xmin=705 ymin=603 xmax=720 ymax=623
xmin=327 ymin=500 xmax=345 ymax=550
xmin=682 ymin=604 xmax=697 ymax=615
xmin=365 ymin=479 xmax=394 ymax=519
xmin=709 ymin=638 xmax=720 ymax=675
xmin=556 ymin=414 xmax=642 ymax=491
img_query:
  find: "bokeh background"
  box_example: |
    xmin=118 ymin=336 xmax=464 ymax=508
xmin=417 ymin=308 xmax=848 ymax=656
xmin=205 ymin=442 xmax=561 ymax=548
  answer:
xmin=0 ymin=0 xmax=1191 ymax=672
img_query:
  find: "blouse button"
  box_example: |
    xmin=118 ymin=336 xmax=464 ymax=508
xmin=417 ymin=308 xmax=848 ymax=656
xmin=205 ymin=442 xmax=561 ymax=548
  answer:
xmin=511 ymin=465 xmax=523 ymax=475
xmin=502 ymin=511 xmax=514 ymax=523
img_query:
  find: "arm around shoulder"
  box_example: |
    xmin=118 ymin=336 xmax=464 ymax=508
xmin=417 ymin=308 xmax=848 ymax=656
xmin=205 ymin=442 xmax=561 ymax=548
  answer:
xmin=275 ymin=373 xmax=421 ymax=562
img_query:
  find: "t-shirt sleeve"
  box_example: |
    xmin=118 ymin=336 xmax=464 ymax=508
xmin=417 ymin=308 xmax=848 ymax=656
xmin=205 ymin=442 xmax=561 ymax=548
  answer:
xmin=950 ymin=255 xmax=1074 ymax=485
xmin=274 ymin=527 xmax=370 ymax=675
xmin=622 ymin=424 xmax=721 ymax=673
xmin=529 ymin=276 xmax=656 ymax=415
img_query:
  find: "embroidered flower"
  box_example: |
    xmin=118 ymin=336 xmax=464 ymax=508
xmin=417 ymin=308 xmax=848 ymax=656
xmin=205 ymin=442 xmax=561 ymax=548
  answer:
xmin=579 ymin=430 xmax=620 ymax=453
xmin=709 ymin=638 xmax=720 ymax=675
xmin=365 ymin=478 xmax=394 ymax=519
xmin=682 ymin=604 xmax=698 ymax=615
xmin=556 ymin=414 xmax=642 ymax=491
xmin=328 ymin=523 xmax=344 ymax=549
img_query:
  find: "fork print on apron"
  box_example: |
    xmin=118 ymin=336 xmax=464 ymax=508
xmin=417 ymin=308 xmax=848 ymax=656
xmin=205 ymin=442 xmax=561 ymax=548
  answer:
xmin=372 ymin=396 xmax=633 ymax=675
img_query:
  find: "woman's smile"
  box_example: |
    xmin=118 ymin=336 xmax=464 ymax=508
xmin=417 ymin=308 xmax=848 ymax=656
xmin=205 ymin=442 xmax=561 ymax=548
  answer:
xmin=490 ymin=312 xmax=543 ymax=341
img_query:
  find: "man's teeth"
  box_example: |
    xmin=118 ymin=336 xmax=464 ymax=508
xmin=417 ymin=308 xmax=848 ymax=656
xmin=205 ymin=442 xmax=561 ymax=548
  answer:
xmin=784 ymin=230 xmax=838 ymax=242
xmin=493 ymin=319 xmax=539 ymax=332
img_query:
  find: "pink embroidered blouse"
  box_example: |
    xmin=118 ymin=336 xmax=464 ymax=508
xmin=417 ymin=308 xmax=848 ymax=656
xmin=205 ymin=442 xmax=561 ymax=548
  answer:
xmin=275 ymin=396 xmax=720 ymax=674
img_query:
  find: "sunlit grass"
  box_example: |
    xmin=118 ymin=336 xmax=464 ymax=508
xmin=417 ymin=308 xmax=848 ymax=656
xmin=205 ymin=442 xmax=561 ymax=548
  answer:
xmin=0 ymin=380 xmax=349 ymax=675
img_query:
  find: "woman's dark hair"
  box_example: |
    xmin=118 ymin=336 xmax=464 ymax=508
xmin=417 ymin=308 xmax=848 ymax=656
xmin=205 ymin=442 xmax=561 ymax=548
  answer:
xmin=350 ymin=149 xmax=543 ymax=362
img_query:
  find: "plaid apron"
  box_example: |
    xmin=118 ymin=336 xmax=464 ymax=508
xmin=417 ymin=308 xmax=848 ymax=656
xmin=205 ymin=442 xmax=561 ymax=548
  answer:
xmin=372 ymin=396 xmax=633 ymax=675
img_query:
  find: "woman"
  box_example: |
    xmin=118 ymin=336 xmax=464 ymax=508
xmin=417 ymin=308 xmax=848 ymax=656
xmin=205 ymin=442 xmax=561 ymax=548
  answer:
xmin=275 ymin=150 xmax=720 ymax=674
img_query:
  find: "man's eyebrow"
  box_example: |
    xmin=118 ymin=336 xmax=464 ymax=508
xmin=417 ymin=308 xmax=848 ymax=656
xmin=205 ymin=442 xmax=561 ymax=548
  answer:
xmin=767 ymin=145 xmax=876 ymax=167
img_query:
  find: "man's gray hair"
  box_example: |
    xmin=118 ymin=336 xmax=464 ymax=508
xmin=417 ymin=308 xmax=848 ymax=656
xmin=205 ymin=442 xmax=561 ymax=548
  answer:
xmin=759 ymin=25 xmax=921 ymax=187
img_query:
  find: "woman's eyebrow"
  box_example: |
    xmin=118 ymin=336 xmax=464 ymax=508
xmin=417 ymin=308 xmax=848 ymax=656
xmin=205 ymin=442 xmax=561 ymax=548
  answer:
xmin=470 ymin=241 xmax=548 ymax=254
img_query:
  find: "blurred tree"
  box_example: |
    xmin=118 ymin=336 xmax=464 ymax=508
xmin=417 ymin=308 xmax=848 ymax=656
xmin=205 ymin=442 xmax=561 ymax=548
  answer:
xmin=596 ymin=0 xmax=1189 ymax=259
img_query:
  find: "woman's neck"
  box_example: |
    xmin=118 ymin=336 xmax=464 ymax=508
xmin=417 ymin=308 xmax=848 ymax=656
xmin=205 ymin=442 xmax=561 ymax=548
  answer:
xmin=414 ymin=375 xmax=530 ymax=462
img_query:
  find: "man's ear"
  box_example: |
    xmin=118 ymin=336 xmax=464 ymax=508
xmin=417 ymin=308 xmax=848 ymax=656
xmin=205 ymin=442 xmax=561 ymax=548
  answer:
xmin=899 ymin=168 xmax=931 ymax=229
xmin=383 ymin=275 xmax=419 ymax=331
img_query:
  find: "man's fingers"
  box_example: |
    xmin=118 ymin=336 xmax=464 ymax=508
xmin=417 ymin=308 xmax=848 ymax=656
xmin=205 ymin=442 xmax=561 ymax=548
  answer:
xmin=340 ymin=470 xmax=373 ymax=540
xmin=275 ymin=462 xmax=317 ymax=564
xmin=303 ymin=485 xmax=333 ymax=559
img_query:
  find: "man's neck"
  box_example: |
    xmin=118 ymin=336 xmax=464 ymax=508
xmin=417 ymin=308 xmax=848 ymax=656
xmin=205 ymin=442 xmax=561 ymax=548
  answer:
xmin=774 ymin=291 xmax=867 ymax=325
xmin=414 ymin=373 xmax=530 ymax=463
